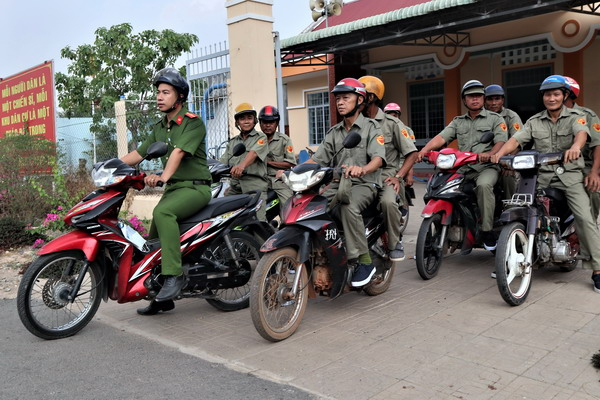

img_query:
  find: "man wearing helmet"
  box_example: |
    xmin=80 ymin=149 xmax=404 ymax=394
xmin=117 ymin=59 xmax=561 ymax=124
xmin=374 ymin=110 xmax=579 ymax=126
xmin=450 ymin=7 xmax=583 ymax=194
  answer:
xmin=384 ymin=103 xmax=416 ymax=141
xmin=359 ymin=76 xmax=418 ymax=262
xmin=418 ymin=80 xmax=508 ymax=250
xmin=492 ymin=75 xmax=600 ymax=293
xmin=121 ymin=67 xmax=212 ymax=315
xmin=220 ymin=103 xmax=269 ymax=220
xmin=311 ymin=78 xmax=386 ymax=287
xmin=563 ymin=76 xmax=600 ymax=221
xmin=258 ymin=105 xmax=295 ymax=206
xmin=484 ymin=84 xmax=524 ymax=200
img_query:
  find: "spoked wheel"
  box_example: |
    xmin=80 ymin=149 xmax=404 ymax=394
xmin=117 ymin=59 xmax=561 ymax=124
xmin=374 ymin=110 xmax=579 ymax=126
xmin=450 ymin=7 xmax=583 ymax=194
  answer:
xmin=495 ymin=222 xmax=532 ymax=306
xmin=398 ymin=206 xmax=410 ymax=235
xmin=17 ymin=251 xmax=102 ymax=340
xmin=364 ymin=238 xmax=396 ymax=296
xmin=416 ymin=213 xmax=445 ymax=280
xmin=250 ymin=247 xmax=308 ymax=342
xmin=204 ymin=231 xmax=261 ymax=311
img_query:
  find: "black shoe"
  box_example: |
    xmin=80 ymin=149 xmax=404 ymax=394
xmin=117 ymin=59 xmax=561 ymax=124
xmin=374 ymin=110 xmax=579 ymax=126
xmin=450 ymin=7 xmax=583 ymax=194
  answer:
xmin=592 ymin=274 xmax=600 ymax=294
xmin=351 ymin=263 xmax=375 ymax=287
xmin=155 ymin=274 xmax=186 ymax=302
xmin=136 ymin=299 xmax=175 ymax=316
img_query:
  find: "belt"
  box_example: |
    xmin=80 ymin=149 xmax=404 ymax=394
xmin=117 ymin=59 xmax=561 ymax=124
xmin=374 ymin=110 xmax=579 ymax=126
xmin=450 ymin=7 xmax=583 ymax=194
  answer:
xmin=166 ymin=179 xmax=211 ymax=186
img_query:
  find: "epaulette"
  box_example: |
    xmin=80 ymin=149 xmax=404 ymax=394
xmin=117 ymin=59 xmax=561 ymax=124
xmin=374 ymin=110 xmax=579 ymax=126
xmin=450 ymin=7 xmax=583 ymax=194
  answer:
xmin=185 ymin=112 xmax=198 ymax=118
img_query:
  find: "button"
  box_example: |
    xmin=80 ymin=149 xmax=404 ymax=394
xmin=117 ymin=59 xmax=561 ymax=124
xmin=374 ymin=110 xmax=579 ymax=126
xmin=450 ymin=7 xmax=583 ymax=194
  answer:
xmin=556 ymin=166 xmax=565 ymax=175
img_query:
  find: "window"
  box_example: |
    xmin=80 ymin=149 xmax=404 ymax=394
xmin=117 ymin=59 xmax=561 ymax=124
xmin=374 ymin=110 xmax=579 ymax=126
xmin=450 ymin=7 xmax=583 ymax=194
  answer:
xmin=307 ymin=91 xmax=329 ymax=146
xmin=408 ymin=80 xmax=445 ymax=147
xmin=504 ymin=65 xmax=552 ymax=122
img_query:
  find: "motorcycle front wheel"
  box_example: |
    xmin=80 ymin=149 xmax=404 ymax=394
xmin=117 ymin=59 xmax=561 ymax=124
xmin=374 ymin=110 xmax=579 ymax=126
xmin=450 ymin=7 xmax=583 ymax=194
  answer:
xmin=416 ymin=213 xmax=445 ymax=280
xmin=250 ymin=247 xmax=308 ymax=342
xmin=204 ymin=231 xmax=261 ymax=311
xmin=495 ymin=222 xmax=532 ymax=306
xmin=17 ymin=251 xmax=102 ymax=340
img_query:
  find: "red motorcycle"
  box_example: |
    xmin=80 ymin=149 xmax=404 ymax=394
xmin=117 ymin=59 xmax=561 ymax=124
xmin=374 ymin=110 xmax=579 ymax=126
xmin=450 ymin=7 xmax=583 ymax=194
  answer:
xmin=415 ymin=132 xmax=500 ymax=279
xmin=249 ymin=132 xmax=395 ymax=342
xmin=17 ymin=142 xmax=271 ymax=340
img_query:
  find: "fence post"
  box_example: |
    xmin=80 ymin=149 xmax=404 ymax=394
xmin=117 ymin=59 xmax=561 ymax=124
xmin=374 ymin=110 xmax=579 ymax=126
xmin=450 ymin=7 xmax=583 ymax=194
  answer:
xmin=115 ymin=96 xmax=128 ymax=157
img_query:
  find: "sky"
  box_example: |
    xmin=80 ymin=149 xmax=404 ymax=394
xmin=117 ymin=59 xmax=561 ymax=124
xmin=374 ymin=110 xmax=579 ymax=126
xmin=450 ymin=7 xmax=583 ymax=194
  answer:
xmin=0 ymin=0 xmax=312 ymax=79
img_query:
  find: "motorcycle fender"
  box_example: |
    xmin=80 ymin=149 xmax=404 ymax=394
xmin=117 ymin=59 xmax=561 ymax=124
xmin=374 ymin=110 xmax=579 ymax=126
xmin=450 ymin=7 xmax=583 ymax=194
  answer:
xmin=37 ymin=230 xmax=100 ymax=261
xmin=421 ymin=199 xmax=453 ymax=225
xmin=499 ymin=207 xmax=529 ymax=224
xmin=260 ymin=226 xmax=312 ymax=263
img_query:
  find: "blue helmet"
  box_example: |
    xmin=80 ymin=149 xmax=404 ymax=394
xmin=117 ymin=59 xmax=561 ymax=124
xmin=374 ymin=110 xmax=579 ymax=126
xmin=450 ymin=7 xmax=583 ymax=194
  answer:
xmin=484 ymin=84 xmax=505 ymax=98
xmin=539 ymin=75 xmax=569 ymax=93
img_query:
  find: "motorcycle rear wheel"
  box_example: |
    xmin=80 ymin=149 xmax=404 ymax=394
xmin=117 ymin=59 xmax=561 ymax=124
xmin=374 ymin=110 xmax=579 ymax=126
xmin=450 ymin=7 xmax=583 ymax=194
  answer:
xmin=205 ymin=231 xmax=261 ymax=311
xmin=364 ymin=241 xmax=395 ymax=296
xmin=398 ymin=206 xmax=410 ymax=236
xmin=495 ymin=222 xmax=532 ymax=306
xmin=250 ymin=247 xmax=308 ymax=342
xmin=17 ymin=251 xmax=102 ymax=340
xmin=416 ymin=213 xmax=445 ymax=280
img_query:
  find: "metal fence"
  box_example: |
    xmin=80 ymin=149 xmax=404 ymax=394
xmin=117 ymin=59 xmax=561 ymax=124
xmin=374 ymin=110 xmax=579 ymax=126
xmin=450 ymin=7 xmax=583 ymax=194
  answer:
xmin=186 ymin=41 xmax=230 ymax=159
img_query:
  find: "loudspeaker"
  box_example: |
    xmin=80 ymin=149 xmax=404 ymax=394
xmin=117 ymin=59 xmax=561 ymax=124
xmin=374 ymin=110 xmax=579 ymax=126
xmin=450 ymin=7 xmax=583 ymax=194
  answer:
xmin=309 ymin=0 xmax=325 ymax=11
xmin=327 ymin=2 xmax=342 ymax=16
xmin=312 ymin=9 xmax=325 ymax=21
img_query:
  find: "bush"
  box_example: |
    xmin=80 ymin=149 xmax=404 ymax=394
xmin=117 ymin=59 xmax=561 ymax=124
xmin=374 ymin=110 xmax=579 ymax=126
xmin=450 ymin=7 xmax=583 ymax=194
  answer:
xmin=0 ymin=217 xmax=46 ymax=251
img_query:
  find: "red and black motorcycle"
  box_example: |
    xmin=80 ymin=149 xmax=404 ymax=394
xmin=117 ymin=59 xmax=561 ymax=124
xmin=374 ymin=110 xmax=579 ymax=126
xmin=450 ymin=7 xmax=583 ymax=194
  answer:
xmin=17 ymin=142 xmax=272 ymax=340
xmin=415 ymin=132 xmax=501 ymax=279
xmin=249 ymin=132 xmax=395 ymax=342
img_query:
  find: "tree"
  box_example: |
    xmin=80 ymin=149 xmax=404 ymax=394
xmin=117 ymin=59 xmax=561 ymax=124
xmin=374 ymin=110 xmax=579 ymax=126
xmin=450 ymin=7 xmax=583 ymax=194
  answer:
xmin=55 ymin=23 xmax=198 ymax=155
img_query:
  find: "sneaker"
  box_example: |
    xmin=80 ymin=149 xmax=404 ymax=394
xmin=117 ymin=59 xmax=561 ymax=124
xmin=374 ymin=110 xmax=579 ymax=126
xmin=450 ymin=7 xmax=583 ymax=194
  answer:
xmin=482 ymin=231 xmax=497 ymax=252
xmin=389 ymin=241 xmax=405 ymax=262
xmin=351 ymin=263 xmax=376 ymax=287
xmin=592 ymin=274 xmax=600 ymax=294
xmin=490 ymin=271 xmax=496 ymax=279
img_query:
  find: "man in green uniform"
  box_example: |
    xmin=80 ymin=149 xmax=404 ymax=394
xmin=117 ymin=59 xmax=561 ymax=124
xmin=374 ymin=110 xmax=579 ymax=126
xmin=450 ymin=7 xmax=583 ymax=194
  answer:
xmin=259 ymin=105 xmax=295 ymax=207
xmin=485 ymin=84 xmax=524 ymax=200
xmin=121 ymin=67 xmax=212 ymax=315
xmin=220 ymin=103 xmax=269 ymax=220
xmin=359 ymin=76 xmax=418 ymax=262
xmin=312 ymin=78 xmax=386 ymax=287
xmin=418 ymin=80 xmax=508 ymax=250
xmin=491 ymin=75 xmax=600 ymax=294
xmin=564 ymin=76 xmax=600 ymax=221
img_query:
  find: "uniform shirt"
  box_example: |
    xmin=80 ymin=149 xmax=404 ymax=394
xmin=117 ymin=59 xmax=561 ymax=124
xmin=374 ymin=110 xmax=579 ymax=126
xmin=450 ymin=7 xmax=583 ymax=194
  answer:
xmin=312 ymin=113 xmax=387 ymax=186
xmin=220 ymin=128 xmax=269 ymax=180
xmin=137 ymin=107 xmax=211 ymax=181
xmin=499 ymin=107 xmax=523 ymax=138
xmin=572 ymin=103 xmax=600 ymax=171
xmin=266 ymin=131 xmax=296 ymax=176
xmin=439 ymin=108 xmax=508 ymax=172
xmin=372 ymin=109 xmax=417 ymax=177
xmin=512 ymin=106 xmax=589 ymax=186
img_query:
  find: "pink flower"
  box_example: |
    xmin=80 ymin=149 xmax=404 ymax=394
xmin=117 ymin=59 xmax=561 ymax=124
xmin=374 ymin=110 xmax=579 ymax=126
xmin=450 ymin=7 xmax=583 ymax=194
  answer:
xmin=57 ymin=206 xmax=63 ymax=211
xmin=32 ymin=238 xmax=45 ymax=249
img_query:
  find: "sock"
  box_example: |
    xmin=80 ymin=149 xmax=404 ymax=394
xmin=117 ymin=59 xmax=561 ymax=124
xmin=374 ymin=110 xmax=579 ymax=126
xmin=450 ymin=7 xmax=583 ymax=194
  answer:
xmin=358 ymin=253 xmax=372 ymax=265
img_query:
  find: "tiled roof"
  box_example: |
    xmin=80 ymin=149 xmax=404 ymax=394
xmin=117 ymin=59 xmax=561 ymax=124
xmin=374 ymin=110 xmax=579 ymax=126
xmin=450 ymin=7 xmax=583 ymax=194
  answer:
xmin=282 ymin=0 xmax=478 ymax=49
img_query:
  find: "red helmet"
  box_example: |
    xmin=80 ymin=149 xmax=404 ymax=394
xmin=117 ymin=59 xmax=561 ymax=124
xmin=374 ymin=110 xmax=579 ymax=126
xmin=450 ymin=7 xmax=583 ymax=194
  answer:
xmin=564 ymin=76 xmax=580 ymax=99
xmin=384 ymin=102 xmax=401 ymax=113
xmin=331 ymin=78 xmax=367 ymax=99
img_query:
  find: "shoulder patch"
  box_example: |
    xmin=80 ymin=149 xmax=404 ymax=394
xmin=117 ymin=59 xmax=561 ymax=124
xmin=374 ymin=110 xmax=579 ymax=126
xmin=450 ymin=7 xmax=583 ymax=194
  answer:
xmin=577 ymin=118 xmax=586 ymax=125
xmin=513 ymin=122 xmax=521 ymax=131
xmin=500 ymin=122 xmax=508 ymax=132
xmin=257 ymin=138 xmax=265 ymax=146
xmin=593 ymin=123 xmax=600 ymax=133
xmin=185 ymin=112 xmax=198 ymax=119
xmin=376 ymin=135 xmax=385 ymax=145
xmin=286 ymin=145 xmax=294 ymax=153
xmin=401 ymin=128 xmax=409 ymax=138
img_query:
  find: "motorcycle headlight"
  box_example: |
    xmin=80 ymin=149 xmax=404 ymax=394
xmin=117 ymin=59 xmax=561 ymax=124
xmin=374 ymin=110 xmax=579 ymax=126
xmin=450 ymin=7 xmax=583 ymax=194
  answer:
xmin=91 ymin=167 xmax=127 ymax=187
xmin=512 ymin=155 xmax=536 ymax=170
xmin=435 ymin=153 xmax=456 ymax=169
xmin=284 ymin=170 xmax=326 ymax=192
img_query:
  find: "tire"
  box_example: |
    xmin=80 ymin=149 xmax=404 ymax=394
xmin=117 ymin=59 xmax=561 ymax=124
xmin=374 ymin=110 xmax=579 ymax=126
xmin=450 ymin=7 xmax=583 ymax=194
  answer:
xmin=364 ymin=239 xmax=396 ymax=296
xmin=250 ymin=247 xmax=308 ymax=342
xmin=17 ymin=251 xmax=102 ymax=340
xmin=415 ymin=213 xmax=445 ymax=280
xmin=205 ymin=231 xmax=261 ymax=311
xmin=495 ymin=222 xmax=532 ymax=306
xmin=398 ymin=206 xmax=410 ymax=235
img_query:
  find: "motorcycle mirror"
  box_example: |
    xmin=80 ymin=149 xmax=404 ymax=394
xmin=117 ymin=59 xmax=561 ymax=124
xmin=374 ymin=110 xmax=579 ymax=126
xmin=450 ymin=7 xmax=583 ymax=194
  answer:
xmin=343 ymin=131 xmax=362 ymax=149
xmin=145 ymin=142 xmax=168 ymax=160
xmin=232 ymin=143 xmax=246 ymax=157
xmin=479 ymin=131 xmax=494 ymax=144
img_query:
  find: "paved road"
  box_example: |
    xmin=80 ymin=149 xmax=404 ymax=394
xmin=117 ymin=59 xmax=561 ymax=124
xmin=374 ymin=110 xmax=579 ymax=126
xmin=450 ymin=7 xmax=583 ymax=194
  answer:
xmin=0 ymin=299 xmax=315 ymax=400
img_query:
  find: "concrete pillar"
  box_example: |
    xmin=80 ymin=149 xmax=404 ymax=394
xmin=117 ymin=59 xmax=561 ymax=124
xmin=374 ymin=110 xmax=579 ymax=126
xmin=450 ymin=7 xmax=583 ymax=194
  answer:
xmin=115 ymin=98 xmax=128 ymax=157
xmin=226 ymin=0 xmax=277 ymax=136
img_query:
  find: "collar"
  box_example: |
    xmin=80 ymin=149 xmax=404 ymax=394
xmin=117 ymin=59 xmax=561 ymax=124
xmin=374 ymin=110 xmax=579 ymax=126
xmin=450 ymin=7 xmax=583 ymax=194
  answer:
xmin=540 ymin=106 xmax=569 ymax=120
xmin=374 ymin=108 xmax=386 ymax=122
xmin=267 ymin=131 xmax=282 ymax=141
xmin=237 ymin=128 xmax=259 ymax=140
xmin=159 ymin=107 xmax=188 ymax=127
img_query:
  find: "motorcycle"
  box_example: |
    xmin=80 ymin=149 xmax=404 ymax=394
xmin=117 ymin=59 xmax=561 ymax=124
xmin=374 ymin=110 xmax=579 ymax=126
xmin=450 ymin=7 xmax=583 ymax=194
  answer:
xmin=17 ymin=142 xmax=272 ymax=340
xmin=495 ymin=150 xmax=579 ymax=306
xmin=398 ymin=184 xmax=415 ymax=236
xmin=415 ymin=131 xmax=500 ymax=280
xmin=249 ymin=132 xmax=395 ymax=342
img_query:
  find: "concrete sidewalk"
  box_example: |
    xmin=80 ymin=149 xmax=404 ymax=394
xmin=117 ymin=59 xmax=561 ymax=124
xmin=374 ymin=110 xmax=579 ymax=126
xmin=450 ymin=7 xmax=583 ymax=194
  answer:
xmin=98 ymin=182 xmax=600 ymax=399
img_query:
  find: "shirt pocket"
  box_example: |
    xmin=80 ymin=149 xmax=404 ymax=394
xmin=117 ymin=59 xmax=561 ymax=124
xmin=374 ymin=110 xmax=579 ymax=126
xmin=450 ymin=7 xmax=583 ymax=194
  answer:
xmin=556 ymin=130 xmax=573 ymax=152
xmin=531 ymin=130 xmax=550 ymax=152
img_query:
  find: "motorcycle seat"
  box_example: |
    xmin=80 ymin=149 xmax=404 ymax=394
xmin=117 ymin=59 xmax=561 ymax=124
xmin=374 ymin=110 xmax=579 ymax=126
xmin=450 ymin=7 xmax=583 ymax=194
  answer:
xmin=540 ymin=187 xmax=566 ymax=203
xmin=266 ymin=189 xmax=278 ymax=203
xmin=179 ymin=194 xmax=254 ymax=231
